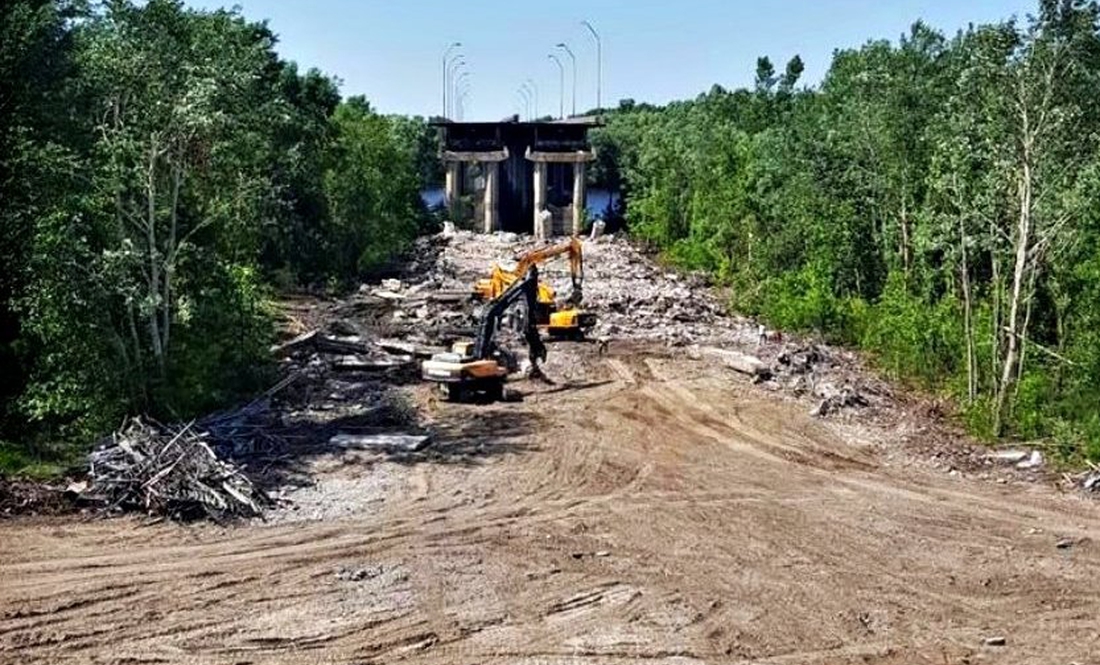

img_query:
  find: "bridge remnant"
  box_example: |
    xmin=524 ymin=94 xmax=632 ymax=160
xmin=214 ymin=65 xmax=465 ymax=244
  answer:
xmin=435 ymin=117 xmax=597 ymax=238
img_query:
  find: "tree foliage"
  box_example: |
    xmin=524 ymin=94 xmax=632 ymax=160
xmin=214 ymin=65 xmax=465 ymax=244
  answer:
xmin=594 ymin=0 xmax=1100 ymax=460
xmin=0 ymin=0 xmax=428 ymax=464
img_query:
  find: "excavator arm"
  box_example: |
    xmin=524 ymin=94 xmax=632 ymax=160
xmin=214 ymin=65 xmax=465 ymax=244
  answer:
xmin=475 ymin=237 xmax=585 ymax=305
xmin=473 ymin=265 xmax=547 ymax=367
xmin=513 ymin=237 xmax=584 ymax=304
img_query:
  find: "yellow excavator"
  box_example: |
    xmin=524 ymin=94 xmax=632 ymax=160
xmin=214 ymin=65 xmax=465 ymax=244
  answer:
xmin=472 ymin=236 xmax=596 ymax=338
xmin=423 ymin=266 xmax=548 ymax=402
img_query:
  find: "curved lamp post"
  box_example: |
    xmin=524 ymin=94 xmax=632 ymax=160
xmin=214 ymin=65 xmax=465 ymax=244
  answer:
xmin=547 ymin=54 xmax=565 ymax=119
xmin=447 ymin=58 xmax=466 ymax=118
xmin=517 ymin=87 xmax=531 ymax=121
xmin=453 ymin=69 xmax=470 ymax=117
xmin=522 ymin=80 xmax=539 ymax=119
xmin=441 ymin=42 xmax=461 ymax=119
xmin=555 ymin=42 xmax=576 ymax=117
xmin=581 ymin=21 xmax=601 ymax=113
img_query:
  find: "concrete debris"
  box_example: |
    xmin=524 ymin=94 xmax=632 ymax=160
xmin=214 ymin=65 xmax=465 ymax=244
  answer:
xmin=1016 ymin=450 xmax=1043 ymax=470
xmin=371 ymin=289 xmax=405 ymax=301
xmin=811 ymin=384 xmax=869 ymax=418
xmin=336 ymin=565 xmax=384 ymax=582
xmin=701 ymin=347 xmax=771 ymax=379
xmin=333 ymin=355 xmax=414 ymax=372
xmin=988 ymin=450 xmax=1031 ymax=464
xmin=407 ymin=231 xmax=884 ymax=415
xmin=328 ymin=434 xmax=431 ymax=453
xmin=589 ymin=219 xmax=606 ymax=240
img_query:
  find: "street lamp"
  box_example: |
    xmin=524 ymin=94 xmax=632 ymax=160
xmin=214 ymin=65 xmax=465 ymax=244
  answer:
xmin=523 ymin=79 xmax=539 ymax=119
xmin=517 ymin=86 xmax=532 ymax=121
xmin=453 ymin=71 xmax=470 ymax=119
xmin=581 ymin=21 xmax=601 ymax=113
xmin=547 ymin=54 xmax=564 ymax=119
xmin=456 ymin=87 xmax=471 ymax=121
xmin=441 ymin=42 xmax=461 ymax=119
xmin=447 ymin=58 xmax=466 ymax=118
xmin=555 ymin=42 xmax=576 ymax=117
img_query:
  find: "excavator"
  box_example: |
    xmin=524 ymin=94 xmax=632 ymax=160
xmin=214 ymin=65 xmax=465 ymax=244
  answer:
xmin=472 ymin=236 xmax=596 ymax=338
xmin=423 ymin=266 xmax=548 ymax=402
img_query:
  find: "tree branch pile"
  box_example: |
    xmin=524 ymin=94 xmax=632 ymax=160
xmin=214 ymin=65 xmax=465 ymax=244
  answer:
xmin=88 ymin=416 xmax=271 ymax=521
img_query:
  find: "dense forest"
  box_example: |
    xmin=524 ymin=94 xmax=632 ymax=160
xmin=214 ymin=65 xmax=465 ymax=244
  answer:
xmin=591 ymin=0 xmax=1100 ymax=462
xmin=4 ymin=0 xmax=1099 ymax=475
xmin=0 ymin=0 xmax=435 ymax=472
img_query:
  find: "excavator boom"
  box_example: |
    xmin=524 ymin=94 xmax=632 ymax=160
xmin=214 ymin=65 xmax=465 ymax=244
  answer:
xmin=472 ymin=236 xmax=595 ymax=338
xmin=474 ymin=237 xmax=585 ymax=304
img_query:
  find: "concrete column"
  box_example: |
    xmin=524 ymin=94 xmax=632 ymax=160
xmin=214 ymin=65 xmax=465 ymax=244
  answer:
xmin=444 ymin=161 xmax=459 ymax=214
xmin=532 ymin=161 xmax=547 ymax=238
xmin=483 ymin=161 xmax=499 ymax=233
xmin=572 ymin=161 xmax=587 ymax=236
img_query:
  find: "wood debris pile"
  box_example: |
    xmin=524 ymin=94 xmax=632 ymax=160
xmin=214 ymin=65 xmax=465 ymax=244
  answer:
xmin=87 ymin=415 xmax=270 ymax=520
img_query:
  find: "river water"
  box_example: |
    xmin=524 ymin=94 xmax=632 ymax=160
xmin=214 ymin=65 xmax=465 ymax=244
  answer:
xmin=421 ymin=187 xmax=620 ymax=219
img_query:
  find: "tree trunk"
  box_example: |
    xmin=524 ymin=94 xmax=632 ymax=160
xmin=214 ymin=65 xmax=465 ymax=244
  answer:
xmin=146 ymin=141 xmax=164 ymax=375
xmin=995 ymin=147 xmax=1033 ymax=436
xmin=1014 ymin=267 xmax=1039 ymax=400
xmin=958 ymin=211 xmax=977 ymax=403
xmin=899 ymin=191 xmax=912 ymax=278
xmin=163 ymin=160 xmax=182 ymax=359
xmin=990 ymin=217 xmax=1001 ymax=390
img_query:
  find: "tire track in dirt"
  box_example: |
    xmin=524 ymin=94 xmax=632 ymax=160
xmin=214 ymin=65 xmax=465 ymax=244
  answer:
xmin=1 ymin=345 xmax=1098 ymax=664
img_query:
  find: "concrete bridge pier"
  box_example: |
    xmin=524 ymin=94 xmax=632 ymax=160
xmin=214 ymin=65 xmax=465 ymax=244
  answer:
xmin=525 ymin=148 xmax=595 ymax=237
xmin=442 ymin=148 xmax=509 ymax=233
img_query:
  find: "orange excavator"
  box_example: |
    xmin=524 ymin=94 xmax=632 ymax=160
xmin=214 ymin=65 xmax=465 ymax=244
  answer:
xmin=472 ymin=237 xmax=596 ymax=338
xmin=423 ymin=266 xmax=548 ymax=401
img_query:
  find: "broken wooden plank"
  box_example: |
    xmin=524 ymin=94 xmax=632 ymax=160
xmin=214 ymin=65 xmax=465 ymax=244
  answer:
xmin=271 ymin=330 xmax=319 ymax=357
xmin=315 ymin=336 xmax=371 ymax=356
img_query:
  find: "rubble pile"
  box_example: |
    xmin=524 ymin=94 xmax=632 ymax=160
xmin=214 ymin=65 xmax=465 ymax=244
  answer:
xmin=426 ymin=230 xmax=887 ymax=418
xmin=86 ymin=415 xmax=271 ymax=520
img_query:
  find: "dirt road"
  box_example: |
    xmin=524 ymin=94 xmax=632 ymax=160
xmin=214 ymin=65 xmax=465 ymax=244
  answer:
xmin=2 ymin=339 xmax=1098 ymax=664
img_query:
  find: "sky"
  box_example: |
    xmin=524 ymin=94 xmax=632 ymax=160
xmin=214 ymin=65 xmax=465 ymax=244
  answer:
xmin=185 ymin=0 xmax=1038 ymax=120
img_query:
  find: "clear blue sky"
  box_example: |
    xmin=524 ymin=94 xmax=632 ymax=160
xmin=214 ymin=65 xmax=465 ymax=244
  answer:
xmin=186 ymin=0 xmax=1037 ymax=120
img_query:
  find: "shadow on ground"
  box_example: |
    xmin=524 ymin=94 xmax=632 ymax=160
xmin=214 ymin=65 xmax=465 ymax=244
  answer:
xmin=241 ymin=372 xmax=540 ymax=495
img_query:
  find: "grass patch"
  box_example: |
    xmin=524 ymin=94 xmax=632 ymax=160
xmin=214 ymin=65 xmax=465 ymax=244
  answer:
xmin=0 ymin=441 xmax=74 ymax=480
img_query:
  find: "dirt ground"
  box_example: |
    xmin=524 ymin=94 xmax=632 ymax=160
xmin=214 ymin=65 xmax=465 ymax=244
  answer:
xmin=2 ymin=234 xmax=1099 ymax=665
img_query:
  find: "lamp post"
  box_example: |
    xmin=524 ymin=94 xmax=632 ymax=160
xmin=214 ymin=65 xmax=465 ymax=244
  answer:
xmin=451 ymin=72 xmax=468 ymax=119
xmin=456 ymin=87 xmax=470 ymax=121
xmin=523 ymin=79 xmax=538 ymax=119
xmin=517 ymin=87 xmax=531 ymax=121
xmin=555 ymin=42 xmax=576 ymax=117
xmin=447 ymin=58 xmax=466 ymax=118
xmin=452 ymin=70 xmax=470 ymax=118
xmin=441 ymin=42 xmax=461 ymax=119
xmin=581 ymin=21 xmax=601 ymax=113
xmin=547 ymin=54 xmax=565 ymax=119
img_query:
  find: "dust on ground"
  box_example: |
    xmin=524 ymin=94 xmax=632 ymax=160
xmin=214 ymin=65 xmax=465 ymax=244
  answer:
xmin=1 ymin=230 xmax=1098 ymax=665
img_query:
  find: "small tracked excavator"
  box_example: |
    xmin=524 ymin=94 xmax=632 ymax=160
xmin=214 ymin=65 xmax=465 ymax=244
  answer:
xmin=472 ymin=237 xmax=596 ymax=338
xmin=423 ymin=266 xmax=548 ymax=402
